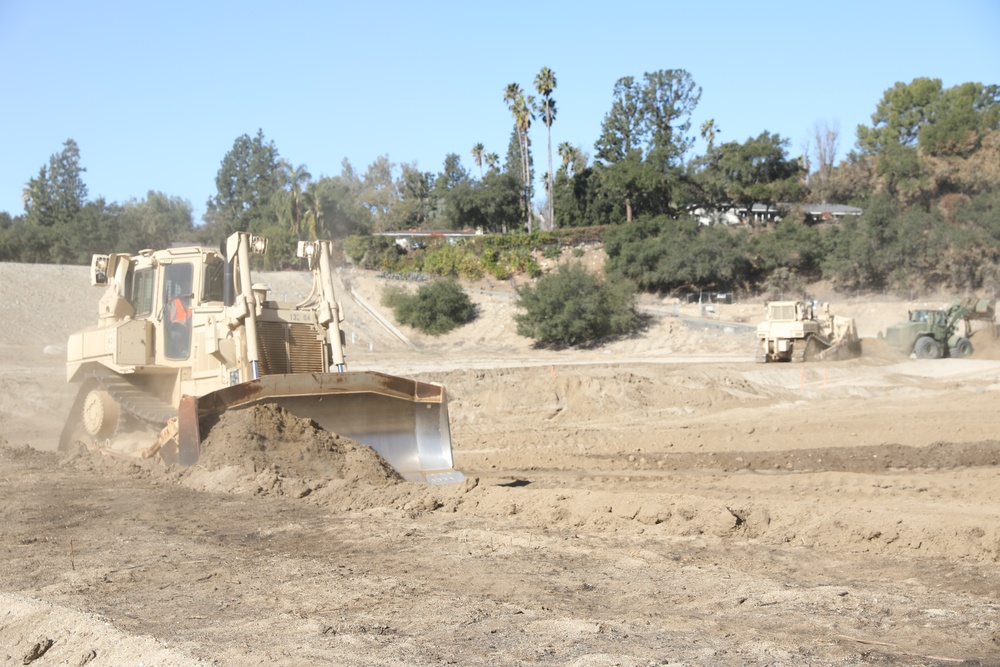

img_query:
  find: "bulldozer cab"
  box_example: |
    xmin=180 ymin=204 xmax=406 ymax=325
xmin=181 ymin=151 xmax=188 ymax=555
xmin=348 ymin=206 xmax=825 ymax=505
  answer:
xmin=94 ymin=248 xmax=231 ymax=365
xmin=765 ymin=300 xmax=823 ymax=323
xmin=767 ymin=301 xmax=804 ymax=322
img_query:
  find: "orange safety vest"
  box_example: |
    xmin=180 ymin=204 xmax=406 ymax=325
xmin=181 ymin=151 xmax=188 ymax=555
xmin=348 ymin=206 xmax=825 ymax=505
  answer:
xmin=170 ymin=297 xmax=191 ymax=324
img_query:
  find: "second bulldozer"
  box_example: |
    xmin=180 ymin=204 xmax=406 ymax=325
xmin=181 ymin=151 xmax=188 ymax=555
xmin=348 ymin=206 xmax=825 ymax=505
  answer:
xmin=60 ymin=232 xmax=462 ymax=485
xmin=756 ymin=300 xmax=861 ymax=363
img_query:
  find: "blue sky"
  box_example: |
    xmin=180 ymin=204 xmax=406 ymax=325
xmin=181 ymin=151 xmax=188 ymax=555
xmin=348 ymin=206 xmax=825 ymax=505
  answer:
xmin=1 ymin=0 xmax=998 ymax=223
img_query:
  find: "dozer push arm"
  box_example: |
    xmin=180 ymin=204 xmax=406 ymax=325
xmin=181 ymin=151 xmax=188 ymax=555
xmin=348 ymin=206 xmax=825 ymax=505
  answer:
xmin=297 ymin=239 xmax=347 ymax=372
xmin=225 ymin=232 xmax=267 ymax=380
xmin=317 ymin=241 xmax=346 ymax=371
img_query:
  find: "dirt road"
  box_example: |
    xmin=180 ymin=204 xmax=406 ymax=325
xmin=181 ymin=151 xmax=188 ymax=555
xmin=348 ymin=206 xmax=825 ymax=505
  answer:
xmin=1 ymin=263 xmax=999 ymax=666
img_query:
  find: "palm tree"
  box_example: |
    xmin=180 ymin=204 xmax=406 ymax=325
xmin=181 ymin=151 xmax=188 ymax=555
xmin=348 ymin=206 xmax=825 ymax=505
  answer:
xmin=516 ymin=96 xmax=536 ymax=232
xmin=471 ymin=143 xmax=485 ymax=178
xmin=504 ymin=82 xmax=536 ymax=232
xmin=502 ymin=82 xmax=521 ymax=109
xmin=557 ymin=141 xmax=574 ymax=170
xmin=503 ymin=83 xmax=525 ymax=173
xmin=302 ymin=181 xmax=326 ymax=240
xmin=534 ymin=67 xmax=557 ymax=230
xmin=277 ymin=160 xmax=312 ymax=239
xmin=700 ymin=119 xmax=720 ymax=152
xmin=484 ymin=152 xmax=499 ymax=173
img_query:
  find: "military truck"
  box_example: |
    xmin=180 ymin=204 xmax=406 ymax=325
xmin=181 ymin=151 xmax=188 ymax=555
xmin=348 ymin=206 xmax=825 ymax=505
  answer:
xmin=882 ymin=297 xmax=996 ymax=359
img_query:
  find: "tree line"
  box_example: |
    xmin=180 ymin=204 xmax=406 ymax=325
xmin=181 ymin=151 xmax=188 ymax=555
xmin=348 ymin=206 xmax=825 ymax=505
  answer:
xmin=1 ymin=73 xmax=998 ymax=295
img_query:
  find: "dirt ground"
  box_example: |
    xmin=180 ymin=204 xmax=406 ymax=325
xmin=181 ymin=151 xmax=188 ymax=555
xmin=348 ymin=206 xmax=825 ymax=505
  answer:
xmin=1 ymin=255 xmax=1000 ymax=667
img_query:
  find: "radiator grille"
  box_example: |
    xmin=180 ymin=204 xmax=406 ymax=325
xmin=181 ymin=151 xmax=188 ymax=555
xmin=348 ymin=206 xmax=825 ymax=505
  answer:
xmin=256 ymin=321 xmax=326 ymax=375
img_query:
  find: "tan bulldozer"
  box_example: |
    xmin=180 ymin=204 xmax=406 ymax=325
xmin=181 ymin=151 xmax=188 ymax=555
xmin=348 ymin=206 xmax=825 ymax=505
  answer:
xmin=60 ymin=232 xmax=462 ymax=484
xmin=756 ymin=300 xmax=861 ymax=363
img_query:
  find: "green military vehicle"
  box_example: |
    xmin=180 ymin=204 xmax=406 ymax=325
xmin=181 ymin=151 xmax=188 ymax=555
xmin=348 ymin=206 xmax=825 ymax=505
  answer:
xmin=883 ymin=297 xmax=996 ymax=359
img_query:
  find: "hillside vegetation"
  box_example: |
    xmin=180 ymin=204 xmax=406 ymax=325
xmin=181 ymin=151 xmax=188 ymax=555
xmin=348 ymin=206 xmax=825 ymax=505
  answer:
xmin=2 ymin=77 xmax=998 ymax=298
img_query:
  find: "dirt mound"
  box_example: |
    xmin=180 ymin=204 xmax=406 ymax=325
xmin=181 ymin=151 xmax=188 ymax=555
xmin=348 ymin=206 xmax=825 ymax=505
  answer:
xmin=442 ymin=364 xmax=779 ymax=435
xmin=971 ymin=331 xmax=1000 ymax=359
xmin=55 ymin=403 xmax=471 ymax=515
xmin=182 ymin=405 xmax=403 ymax=497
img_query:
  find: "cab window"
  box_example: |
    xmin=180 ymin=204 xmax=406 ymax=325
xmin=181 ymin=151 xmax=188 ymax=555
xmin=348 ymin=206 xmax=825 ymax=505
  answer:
xmin=203 ymin=256 xmax=228 ymax=303
xmin=163 ymin=262 xmax=194 ymax=360
xmin=129 ymin=267 xmax=155 ymax=317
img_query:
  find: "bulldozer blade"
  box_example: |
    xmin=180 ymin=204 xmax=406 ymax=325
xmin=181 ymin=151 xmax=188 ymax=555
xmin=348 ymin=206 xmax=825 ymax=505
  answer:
xmin=191 ymin=371 xmax=463 ymax=485
xmin=177 ymin=395 xmax=201 ymax=467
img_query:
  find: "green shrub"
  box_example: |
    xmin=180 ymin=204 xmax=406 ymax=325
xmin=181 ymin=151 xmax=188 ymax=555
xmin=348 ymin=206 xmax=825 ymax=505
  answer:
xmin=479 ymin=250 xmax=508 ymax=280
xmin=342 ymin=235 xmax=369 ymax=263
xmin=504 ymin=247 xmax=536 ymax=274
xmin=763 ymin=267 xmax=805 ymax=300
xmin=381 ymin=284 xmax=407 ymax=311
xmin=457 ymin=254 xmax=484 ymax=280
xmin=381 ymin=280 xmax=475 ymax=336
xmin=486 ymin=262 xmax=510 ymax=280
xmin=253 ymin=224 xmax=297 ymax=270
xmin=422 ymin=241 xmax=468 ymax=277
xmin=514 ymin=263 xmax=640 ymax=348
xmin=343 ymin=235 xmax=404 ymax=270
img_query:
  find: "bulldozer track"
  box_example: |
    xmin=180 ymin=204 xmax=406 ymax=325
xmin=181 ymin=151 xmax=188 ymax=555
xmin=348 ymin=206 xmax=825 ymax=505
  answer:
xmin=62 ymin=370 xmax=175 ymax=443
xmin=86 ymin=369 xmax=177 ymax=428
xmin=61 ymin=369 xmax=176 ymax=454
